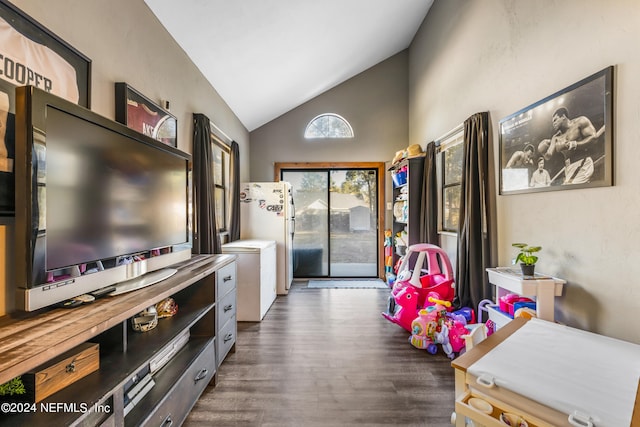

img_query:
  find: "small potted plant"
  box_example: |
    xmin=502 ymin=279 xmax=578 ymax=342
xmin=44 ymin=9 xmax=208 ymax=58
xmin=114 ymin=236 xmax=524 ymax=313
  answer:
xmin=0 ymin=376 xmax=26 ymax=402
xmin=512 ymin=243 xmax=542 ymax=276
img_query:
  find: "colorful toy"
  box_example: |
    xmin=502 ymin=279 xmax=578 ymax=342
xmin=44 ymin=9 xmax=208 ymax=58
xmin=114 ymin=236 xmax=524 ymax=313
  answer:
xmin=385 ymin=284 xmax=422 ymax=331
xmin=382 ymin=243 xmax=456 ymax=332
xmin=397 ymin=243 xmax=455 ymax=300
xmin=444 ymin=316 xmax=469 ymax=355
xmin=394 ymin=230 xmax=408 ymax=251
xmin=452 ymin=307 xmax=475 ymax=324
xmin=409 ymin=304 xmax=444 ymax=349
xmin=485 ymin=319 xmax=496 ymax=336
xmin=433 ymin=323 xmax=453 ymax=357
xmin=384 ymin=229 xmax=394 ymax=283
xmin=409 ymin=308 xmax=438 ymax=354
xmin=428 ymin=295 xmax=451 ymax=308
xmin=408 ymin=301 xmax=469 ymax=358
xmin=386 ymin=273 xmax=396 ymax=287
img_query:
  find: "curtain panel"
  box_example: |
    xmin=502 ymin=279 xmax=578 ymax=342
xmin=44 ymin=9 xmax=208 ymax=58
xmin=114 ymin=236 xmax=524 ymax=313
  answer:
xmin=192 ymin=113 xmax=221 ymax=254
xmin=228 ymin=140 xmax=241 ymax=241
xmin=454 ymin=112 xmax=493 ymax=310
xmin=420 ymin=141 xmax=438 ymax=244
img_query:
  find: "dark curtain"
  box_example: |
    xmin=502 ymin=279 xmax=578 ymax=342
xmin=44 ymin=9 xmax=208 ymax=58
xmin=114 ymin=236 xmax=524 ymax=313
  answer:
xmin=420 ymin=141 xmax=438 ymax=244
xmin=228 ymin=140 xmax=241 ymax=241
xmin=192 ymin=113 xmax=221 ymax=254
xmin=454 ymin=112 xmax=492 ymax=310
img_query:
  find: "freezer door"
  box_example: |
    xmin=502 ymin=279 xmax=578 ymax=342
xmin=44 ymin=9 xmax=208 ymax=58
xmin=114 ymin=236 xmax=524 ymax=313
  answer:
xmin=239 ymin=182 xmax=292 ymax=294
xmin=283 ymin=181 xmax=294 ymax=290
xmin=283 ymin=181 xmax=294 ymax=220
xmin=284 ymin=220 xmax=293 ymax=290
xmin=240 ymin=182 xmax=287 ymax=239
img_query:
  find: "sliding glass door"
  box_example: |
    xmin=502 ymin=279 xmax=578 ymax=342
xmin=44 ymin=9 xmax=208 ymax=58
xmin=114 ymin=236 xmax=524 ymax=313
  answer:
xmin=282 ymin=168 xmax=379 ymax=278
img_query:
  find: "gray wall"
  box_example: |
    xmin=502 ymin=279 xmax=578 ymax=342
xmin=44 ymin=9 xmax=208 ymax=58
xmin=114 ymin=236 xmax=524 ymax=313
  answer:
xmin=0 ymin=0 xmax=250 ymax=314
xmin=249 ymin=51 xmax=409 ymax=181
xmin=4 ymin=0 xmax=636 ymax=344
xmin=409 ymin=0 xmax=640 ymax=343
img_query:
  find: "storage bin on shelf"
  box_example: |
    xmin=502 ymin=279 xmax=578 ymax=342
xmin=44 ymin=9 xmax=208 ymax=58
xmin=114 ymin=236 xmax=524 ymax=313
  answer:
xmin=393 ymin=200 xmax=408 ymax=223
xmin=498 ymin=294 xmax=535 ymax=318
xmin=391 ymin=166 xmax=407 ymax=187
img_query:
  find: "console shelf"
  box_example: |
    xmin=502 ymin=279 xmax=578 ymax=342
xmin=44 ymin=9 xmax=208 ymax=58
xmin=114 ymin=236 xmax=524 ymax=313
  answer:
xmin=486 ymin=267 xmax=565 ymax=329
xmin=389 ymin=156 xmax=424 ymax=270
xmin=0 ymin=254 xmax=236 ymax=427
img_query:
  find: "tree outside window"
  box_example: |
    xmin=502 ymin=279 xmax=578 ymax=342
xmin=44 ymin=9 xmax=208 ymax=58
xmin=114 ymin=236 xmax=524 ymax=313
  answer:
xmin=212 ymin=137 xmax=230 ymax=232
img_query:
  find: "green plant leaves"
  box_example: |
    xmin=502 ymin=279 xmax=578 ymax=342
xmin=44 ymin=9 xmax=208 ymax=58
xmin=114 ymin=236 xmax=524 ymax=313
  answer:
xmin=511 ymin=243 xmax=541 ymax=266
xmin=0 ymin=376 xmax=26 ymax=396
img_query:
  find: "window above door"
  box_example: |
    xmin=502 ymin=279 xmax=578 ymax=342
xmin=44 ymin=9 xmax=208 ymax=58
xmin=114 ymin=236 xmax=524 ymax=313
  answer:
xmin=304 ymin=113 xmax=354 ymax=139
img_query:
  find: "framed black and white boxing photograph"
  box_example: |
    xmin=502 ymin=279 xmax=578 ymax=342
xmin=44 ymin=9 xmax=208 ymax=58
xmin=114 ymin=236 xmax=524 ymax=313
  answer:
xmin=499 ymin=66 xmax=613 ymax=195
xmin=115 ymin=82 xmax=177 ymax=148
xmin=0 ymin=0 xmax=92 ymax=215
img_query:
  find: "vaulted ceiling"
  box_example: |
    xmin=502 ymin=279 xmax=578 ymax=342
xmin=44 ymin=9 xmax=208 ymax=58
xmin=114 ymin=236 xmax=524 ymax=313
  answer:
xmin=144 ymin=0 xmax=434 ymax=131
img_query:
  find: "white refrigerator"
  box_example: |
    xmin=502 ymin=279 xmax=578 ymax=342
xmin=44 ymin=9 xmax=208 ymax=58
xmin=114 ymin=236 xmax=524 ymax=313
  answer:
xmin=239 ymin=182 xmax=294 ymax=295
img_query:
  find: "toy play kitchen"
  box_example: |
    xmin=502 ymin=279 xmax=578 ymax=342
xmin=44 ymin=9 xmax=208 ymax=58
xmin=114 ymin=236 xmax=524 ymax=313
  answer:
xmin=451 ymin=317 xmax=640 ymax=427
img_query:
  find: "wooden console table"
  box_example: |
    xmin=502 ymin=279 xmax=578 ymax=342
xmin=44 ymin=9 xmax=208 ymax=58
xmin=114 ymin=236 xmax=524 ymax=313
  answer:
xmin=0 ymin=253 xmax=236 ymax=427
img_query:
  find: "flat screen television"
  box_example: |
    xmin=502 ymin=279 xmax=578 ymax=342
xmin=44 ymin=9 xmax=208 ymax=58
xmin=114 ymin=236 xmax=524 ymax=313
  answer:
xmin=15 ymin=85 xmax=192 ymax=311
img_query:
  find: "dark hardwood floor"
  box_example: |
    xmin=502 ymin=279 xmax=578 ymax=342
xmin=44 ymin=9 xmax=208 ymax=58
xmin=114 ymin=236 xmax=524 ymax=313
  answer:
xmin=185 ymin=281 xmax=456 ymax=426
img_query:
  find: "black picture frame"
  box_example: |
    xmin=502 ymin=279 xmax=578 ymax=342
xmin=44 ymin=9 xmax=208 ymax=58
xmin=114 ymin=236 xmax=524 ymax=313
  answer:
xmin=0 ymin=0 xmax=92 ymax=215
xmin=115 ymin=82 xmax=177 ymax=148
xmin=499 ymin=66 xmax=613 ymax=195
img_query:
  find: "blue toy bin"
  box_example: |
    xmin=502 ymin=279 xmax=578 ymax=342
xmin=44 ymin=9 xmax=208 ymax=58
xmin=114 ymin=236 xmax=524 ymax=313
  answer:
xmin=392 ymin=170 xmax=407 ymax=187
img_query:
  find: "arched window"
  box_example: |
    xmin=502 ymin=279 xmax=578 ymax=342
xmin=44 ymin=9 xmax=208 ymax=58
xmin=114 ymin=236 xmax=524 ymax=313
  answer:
xmin=304 ymin=113 xmax=354 ymax=139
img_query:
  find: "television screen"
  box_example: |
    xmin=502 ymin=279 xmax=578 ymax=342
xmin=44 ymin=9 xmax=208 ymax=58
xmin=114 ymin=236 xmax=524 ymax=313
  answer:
xmin=45 ymin=106 xmax=187 ymax=271
xmin=15 ymin=85 xmax=192 ymax=311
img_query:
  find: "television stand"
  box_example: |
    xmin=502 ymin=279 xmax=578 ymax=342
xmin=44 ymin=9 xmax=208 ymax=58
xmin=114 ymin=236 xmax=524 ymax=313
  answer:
xmin=0 ymin=254 xmax=237 ymax=427
xmin=109 ymin=268 xmax=178 ymax=296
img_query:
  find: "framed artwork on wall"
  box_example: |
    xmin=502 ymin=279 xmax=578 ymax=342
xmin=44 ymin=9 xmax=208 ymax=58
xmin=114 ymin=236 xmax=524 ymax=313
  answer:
xmin=499 ymin=66 xmax=613 ymax=195
xmin=0 ymin=0 xmax=92 ymax=215
xmin=115 ymin=82 xmax=177 ymax=148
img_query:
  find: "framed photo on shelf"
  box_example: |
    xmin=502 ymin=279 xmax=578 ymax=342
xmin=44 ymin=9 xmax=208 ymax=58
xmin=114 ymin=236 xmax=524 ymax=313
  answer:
xmin=115 ymin=82 xmax=177 ymax=148
xmin=499 ymin=66 xmax=613 ymax=195
xmin=0 ymin=0 xmax=92 ymax=215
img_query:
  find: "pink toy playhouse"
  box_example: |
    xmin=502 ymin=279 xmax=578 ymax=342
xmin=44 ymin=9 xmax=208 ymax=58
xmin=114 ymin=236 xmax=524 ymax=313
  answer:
xmin=381 ymin=243 xmax=456 ymax=332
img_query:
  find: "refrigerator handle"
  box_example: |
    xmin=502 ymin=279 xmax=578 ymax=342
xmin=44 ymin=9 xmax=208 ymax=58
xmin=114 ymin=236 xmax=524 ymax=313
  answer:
xmin=290 ymin=196 xmax=295 ymax=219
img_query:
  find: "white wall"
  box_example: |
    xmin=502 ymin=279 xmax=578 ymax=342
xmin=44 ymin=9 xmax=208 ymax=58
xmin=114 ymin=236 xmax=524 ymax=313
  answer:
xmin=409 ymin=0 xmax=640 ymax=342
xmin=10 ymin=0 xmax=249 ymax=157
xmin=249 ymin=51 xmax=409 ymax=181
xmin=0 ymin=0 xmax=250 ymax=314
